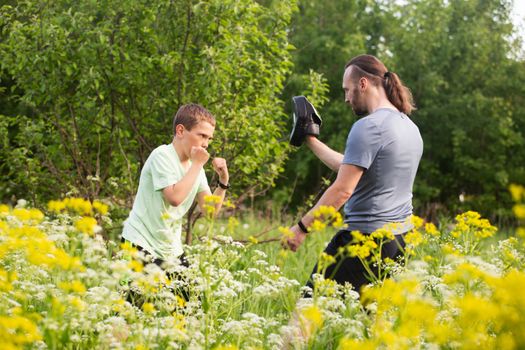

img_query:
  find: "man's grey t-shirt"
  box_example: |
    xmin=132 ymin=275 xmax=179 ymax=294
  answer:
xmin=342 ymin=108 xmax=423 ymax=234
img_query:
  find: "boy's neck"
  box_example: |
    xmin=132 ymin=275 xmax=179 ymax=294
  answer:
xmin=172 ymin=138 xmax=190 ymax=164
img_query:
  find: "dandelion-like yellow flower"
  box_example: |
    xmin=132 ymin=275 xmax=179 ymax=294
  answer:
xmin=75 ymin=217 xmax=99 ymax=235
xmin=278 ymin=226 xmax=294 ymax=239
xmin=47 ymin=200 xmax=66 ymax=213
xmin=513 ymin=204 xmax=525 ymax=220
xmin=404 ymin=230 xmax=424 ymax=247
xmin=509 ymin=184 xmax=524 ymax=202
xmin=93 ymin=201 xmax=109 ymax=215
xmin=300 ymin=305 xmax=323 ymax=332
xmin=142 ymin=302 xmax=156 ymax=314
xmin=410 ymin=215 xmax=424 ymax=229
xmin=310 ymin=219 xmax=326 ymax=232
xmin=0 ymin=204 xmax=9 ymax=214
xmin=424 ymin=222 xmax=439 ymax=236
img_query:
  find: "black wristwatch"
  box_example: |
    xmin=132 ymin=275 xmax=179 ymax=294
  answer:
xmin=218 ymin=180 xmax=230 ymax=190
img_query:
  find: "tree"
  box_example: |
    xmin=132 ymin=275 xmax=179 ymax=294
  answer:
xmin=0 ymin=0 xmax=297 ymax=206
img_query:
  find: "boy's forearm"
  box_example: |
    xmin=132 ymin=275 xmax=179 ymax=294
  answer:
xmin=163 ymin=163 xmax=203 ymax=206
xmin=211 ymin=186 xmax=227 ymax=216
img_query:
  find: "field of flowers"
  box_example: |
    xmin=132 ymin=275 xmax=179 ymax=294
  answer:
xmin=1 ymin=186 xmax=525 ymax=349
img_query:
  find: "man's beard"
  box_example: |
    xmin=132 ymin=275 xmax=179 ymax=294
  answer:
xmin=351 ymin=87 xmax=368 ymax=117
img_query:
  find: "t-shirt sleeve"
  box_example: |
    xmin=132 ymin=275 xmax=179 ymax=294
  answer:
xmin=342 ymin=119 xmax=382 ymax=169
xmin=198 ymin=170 xmax=211 ymax=194
xmin=150 ymin=150 xmax=182 ymax=191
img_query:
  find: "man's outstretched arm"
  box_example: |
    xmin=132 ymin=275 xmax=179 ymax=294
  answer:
xmin=306 ymin=136 xmax=344 ymax=172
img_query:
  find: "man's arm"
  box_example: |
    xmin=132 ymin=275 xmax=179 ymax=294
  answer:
xmin=285 ymin=164 xmax=364 ymax=251
xmin=306 ymin=136 xmax=344 ymax=171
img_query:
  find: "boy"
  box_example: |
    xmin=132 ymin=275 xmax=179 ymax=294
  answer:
xmin=122 ymin=103 xmax=229 ymax=265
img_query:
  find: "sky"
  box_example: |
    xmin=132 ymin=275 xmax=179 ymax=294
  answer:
xmin=512 ymin=1 xmax=525 ymax=55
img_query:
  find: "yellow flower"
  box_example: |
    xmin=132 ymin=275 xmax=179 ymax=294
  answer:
xmin=93 ymin=201 xmax=108 ymax=215
xmin=0 ymin=204 xmax=9 ymax=214
xmin=204 ymin=194 xmax=221 ymax=204
xmin=58 ymin=280 xmax=86 ymax=294
xmin=213 ymin=345 xmax=239 ymax=350
xmin=424 ymin=222 xmax=439 ymax=236
xmin=129 ymin=259 xmax=143 ymax=273
xmin=410 ymin=215 xmax=424 ymax=229
xmin=310 ymin=219 xmax=326 ymax=232
xmin=12 ymin=208 xmax=32 ymax=221
xmin=300 ymin=304 xmax=323 ymax=334
xmin=47 ymin=200 xmax=66 ymax=213
xmin=0 ymin=315 xmax=42 ymax=345
xmin=69 ymin=296 xmax=87 ymax=311
xmin=404 ymin=230 xmax=424 ymax=247
xmin=509 ymin=184 xmax=524 ymax=202
xmin=75 ymin=217 xmax=99 ymax=235
xmin=227 ymin=216 xmax=239 ymax=232
xmin=142 ymin=302 xmax=156 ymax=314
xmin=278 ymin=226 xmax=294 ymax=239
xmin=317 ymin=252 xmax=336 ymax=271
xmin=64 ymin=198 xmax=93 ymax=215
xmin=223 ymin=199 xmax=236 ymax=209
xmin=248 ymin=235 xmax=258 ymax=244
xmin=513 ymin=204 xmax=525 ymax=220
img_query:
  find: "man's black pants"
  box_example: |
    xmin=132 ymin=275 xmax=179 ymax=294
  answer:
xmin=305 ymin=229 xmax=406 ymax=296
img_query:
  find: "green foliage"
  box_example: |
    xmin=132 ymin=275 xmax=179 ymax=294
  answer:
xmin=382 ymin=0 xmax=525 ymax=219
xmin=0 ymin=0 xmax=298 ymax=204
xmin=279 ymin=0 xmax=525 ymax=220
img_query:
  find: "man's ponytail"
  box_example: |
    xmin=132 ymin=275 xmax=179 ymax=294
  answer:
xmin=382 ymin=71 xmax=415 ymax=115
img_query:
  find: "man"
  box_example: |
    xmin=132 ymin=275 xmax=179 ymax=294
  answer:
xmin=122 ymin=103 xmax=229 ymax=266
xmin=285 ymin=54 xmax=423 ymax=294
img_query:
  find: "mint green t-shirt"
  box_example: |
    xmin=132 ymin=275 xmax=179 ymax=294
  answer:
xmin=122 ymin=144 xmax=210 ymax=260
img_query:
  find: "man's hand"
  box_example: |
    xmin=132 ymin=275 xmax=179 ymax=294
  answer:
xmin=191 ymin=146 xmax=210 ymax=166
xmin=212 ymin=157 xmax=229 ymax=184
xmin=283 ymin=225 xmax=307 ymax=252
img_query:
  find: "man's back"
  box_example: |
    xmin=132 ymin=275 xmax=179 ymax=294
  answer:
xmin=343 ymin=108 xmax=423 ymax=233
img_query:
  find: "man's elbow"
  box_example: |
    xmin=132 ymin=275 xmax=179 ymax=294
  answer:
xmin=331 ymin=184 xmax=353 ymax=201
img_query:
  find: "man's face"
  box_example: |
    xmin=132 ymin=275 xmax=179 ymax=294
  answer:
xmin=178 ymin=121 xmax=215 ymax=151
xmin=342 ymin=66 xmax=368 ymax=117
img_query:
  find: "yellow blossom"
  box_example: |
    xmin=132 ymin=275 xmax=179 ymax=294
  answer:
xmin=404 ymin=230 xmax=424 ymax=247
xmin=425 ymin=222 xmax=439 ymax=236
xmin=310 ymin=219 xmax=326 ymax=232
xmin=129 ymin=259 xmax=143 ymax=273
xmin=513 ymin=204 xmax=525 ymax=220
xmin=509 ymin=184 xmax=524 ymax=202
xmin=47 ymin=200 xmax=66 ymax=213
xmin=213 ymin=345 xmax=239 ymax=350
xmin=75 ymin=217 xmax=99 ymax=235
xmin=278 ymin=226 xmax=294 ymax=239
xmin=142 ymin=302 xmax=156 ymax=314
xmin=93 ymin=201 xmax=109 ymax=215
xmin=204 ymin=194 xmax=221 ymax=204
xmin=410 ymin=215 xmax=424 ymax=229
xmin=300 ymin=304 xmax=323 ymax=334
xmin=0 ymin=204 xmax=9 ymax=214
xmin=227 ymin=216 xmax=239 ymax=232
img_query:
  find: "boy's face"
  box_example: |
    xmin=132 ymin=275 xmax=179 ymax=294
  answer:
xmin=177 ymin=121 xmax=215 ymax=151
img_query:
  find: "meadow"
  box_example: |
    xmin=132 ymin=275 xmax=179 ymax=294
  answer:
xmin=1 ymin=186 xmax=525 ymax=350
